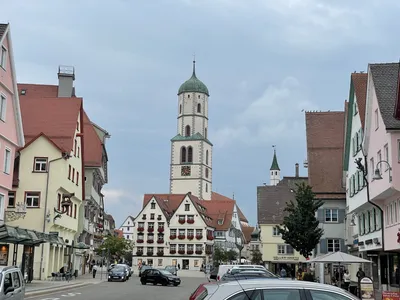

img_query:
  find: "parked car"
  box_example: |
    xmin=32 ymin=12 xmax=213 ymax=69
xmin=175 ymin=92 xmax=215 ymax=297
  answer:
xmin=164 ymin=265 xmax=177 ymax=276
xmin=108 ymin=266 xmax=128 ymax=282
xmin=190 ymin=279 xmax=360 ymax=300
xmin=139 ymin=265 xmax=152 ymax=277
xmin=221 ymin=270 xmax=278 ymax=281
xmin=115 ymin=264 xmax=132 ymax=277
xmin=0 ymin=266 xmax=25 ymax=300
xmin=140 ymin=269 xmax=181 ymax=286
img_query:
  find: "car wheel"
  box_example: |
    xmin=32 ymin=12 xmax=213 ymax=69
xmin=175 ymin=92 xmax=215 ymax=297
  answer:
xmin=141 ymin=281 xmax=146 ymax=285
xmin=108 ymin=279 xmax=111 ymax=282
xmin=162 ymin=280 xmax=168 ymax=286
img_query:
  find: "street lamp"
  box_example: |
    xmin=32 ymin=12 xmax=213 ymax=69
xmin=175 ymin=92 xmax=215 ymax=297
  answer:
xmin=372 ymin=160 xmax=392 ymax=182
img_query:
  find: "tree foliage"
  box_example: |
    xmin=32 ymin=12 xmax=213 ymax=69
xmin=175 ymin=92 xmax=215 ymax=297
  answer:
xmin=226 ymin=249 xmax=238 ymax=261
xmin=278 ymin=182 xmax=323 ymax=258
xmin=96 ymin=235 xmax=133 ymax=257
xmin=250 ymin=249 xmax=263 ymax=265
xmin=213 ymin=246 xmax=239 ymax=264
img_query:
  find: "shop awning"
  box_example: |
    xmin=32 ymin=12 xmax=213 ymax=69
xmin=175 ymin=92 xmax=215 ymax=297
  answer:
xmin=0 ymin=225 xmax=47 ymax=246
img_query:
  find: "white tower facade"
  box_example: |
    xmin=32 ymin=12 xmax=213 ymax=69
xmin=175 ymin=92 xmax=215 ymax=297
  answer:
xmin=170 ymin=61 xmax=212 ymax=199
xmin=270 ymin=149 xmax=281 ymax=186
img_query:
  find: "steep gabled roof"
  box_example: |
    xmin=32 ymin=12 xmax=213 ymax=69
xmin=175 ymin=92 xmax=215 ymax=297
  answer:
xmin=369 ymin=63 xmax=400 ymax=130
xmin=202 ymin=200 xmax=235 ymax=230
xmin=0 ymin=24 xmax=7 ymax=41
xmin=305 ymin=111 xmax=346 ymax=194
xmin=119 ymin=215 xmax=135 ymax=228
xmin=20 ymin=96 xmax=82 ymax=152
xmin=210 ymin=192 xmax=248 ymax=223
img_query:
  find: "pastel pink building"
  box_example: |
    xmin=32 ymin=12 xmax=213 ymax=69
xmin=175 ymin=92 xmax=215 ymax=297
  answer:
xmin=0 ymin=24 xmax=25 ymax=223
xmin=364 ymin=63 xmax=400 ymax=289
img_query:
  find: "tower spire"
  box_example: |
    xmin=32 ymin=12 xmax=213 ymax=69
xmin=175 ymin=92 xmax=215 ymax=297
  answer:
xmin=192 ymin=55 xmax=196 ymax=77
xmin=270 ymin=145 xmax=280 ymax=171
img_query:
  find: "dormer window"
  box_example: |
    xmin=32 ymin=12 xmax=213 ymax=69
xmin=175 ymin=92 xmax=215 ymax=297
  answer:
xmin=218 ymin=219 xmax=223 ymax=225
xmin=151 ymin=202 xmax=156 ymax=209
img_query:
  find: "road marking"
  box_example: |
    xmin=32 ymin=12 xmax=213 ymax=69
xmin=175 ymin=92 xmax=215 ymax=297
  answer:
xmin=41 ymin=292 xmax=81 ymax=300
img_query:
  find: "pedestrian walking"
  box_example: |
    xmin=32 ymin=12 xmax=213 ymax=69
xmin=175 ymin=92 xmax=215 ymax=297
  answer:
xmin=93 ymin=263 xmax=98 ymax=279
xmin=343 ymin=270 xmax=351 ymax=291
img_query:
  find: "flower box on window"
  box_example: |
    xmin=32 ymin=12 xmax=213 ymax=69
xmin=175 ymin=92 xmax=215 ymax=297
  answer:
xmin=136 ymin=239 xmax=144 ymax=243
xmin=195 ymin=250 xmax=202 ymax=255
xmin=170 ymin=250 xmax=176 ymax=254
xmin=157 ymin=251 xmax=164 ymax=256
xmin=138 ymin=227 xmax=144 ymax=232
xmin=178 ymin=219 xmax=185 ymax=224
xmin=207 ymin=235 xmax=214 ymax=241
xmin=187 ymin=219 xmax=194 ymax=224
xmin=148 ymin=228 xmax=154 ymax=233
xmin=157 ymin=239 xmax=164 ymax=244
xmin=147 ymin=240 xmax=154 ymax=244
xmin=187 ymin=235 xmax=194 ymax=240
xmin=178 ymin=235 xmax=185 ymax=240
xmin=147 ymin=252 xmax=153 ymax=256
xmin=187 ymin=250 xmax=194 ymax=255
xmin=178 ymin=250 xmax=185 ymax=255
xmin=158 ymin=227 xmax=164 ymax=233
xmin=170 ymin=235 xmax=177 ymax=240
xmin=196 ymin=235 xmax=203 ymax=240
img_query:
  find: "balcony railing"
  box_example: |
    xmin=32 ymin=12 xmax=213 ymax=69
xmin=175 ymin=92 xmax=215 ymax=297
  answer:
xmin=207 ymin=235 xmax=214 ymax=241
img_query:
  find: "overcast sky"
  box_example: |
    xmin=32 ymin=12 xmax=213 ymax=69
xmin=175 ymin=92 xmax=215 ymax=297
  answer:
xmin=2 ymin=0 xmax=400 ymax=227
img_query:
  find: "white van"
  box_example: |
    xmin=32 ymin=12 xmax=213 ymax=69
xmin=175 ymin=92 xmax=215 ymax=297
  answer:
xmin=216 ymin=265 xmax=266 ymax=281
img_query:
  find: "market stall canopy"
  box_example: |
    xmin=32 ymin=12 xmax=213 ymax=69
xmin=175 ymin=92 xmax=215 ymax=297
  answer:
xmin=0 ymin=225 xmax=48 ymax=246
xmin=307 ymin=251 xmax=371 ymax=264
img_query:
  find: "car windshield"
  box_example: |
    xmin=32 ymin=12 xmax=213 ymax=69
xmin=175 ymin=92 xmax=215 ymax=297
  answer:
xmin=160 ymin=270 xmax=172 ymax=275
xmin=112 ymin=267 xmax=125 ymax=272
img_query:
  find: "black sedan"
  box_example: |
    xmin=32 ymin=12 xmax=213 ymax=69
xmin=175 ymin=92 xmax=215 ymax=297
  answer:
xmin=108 ymin=266 xmax=128 ymax=282
xmin=140 ymin=269 xmax=181 ymax=286
xmin=139 ymin=265 xmax=152 ymax=277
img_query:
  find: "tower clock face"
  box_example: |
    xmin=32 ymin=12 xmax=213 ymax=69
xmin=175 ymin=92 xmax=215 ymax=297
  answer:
xmin=181 ymin=166 xmax=191 ymax=176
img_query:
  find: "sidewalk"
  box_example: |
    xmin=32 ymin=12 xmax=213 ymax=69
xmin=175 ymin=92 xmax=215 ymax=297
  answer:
xmin=25 ymin=268 xmax=108 ymax=297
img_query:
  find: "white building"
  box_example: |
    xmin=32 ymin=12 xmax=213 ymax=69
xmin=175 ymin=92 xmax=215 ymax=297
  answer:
xmin=119 ymin=216 xmax=135 ymax=241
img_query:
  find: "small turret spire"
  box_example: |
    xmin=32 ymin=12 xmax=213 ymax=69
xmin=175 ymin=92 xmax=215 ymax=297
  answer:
xmin=192 ymin=55 xmax=196 ymax=77
xmin=270 ymin=145 xmax=280 ymax=171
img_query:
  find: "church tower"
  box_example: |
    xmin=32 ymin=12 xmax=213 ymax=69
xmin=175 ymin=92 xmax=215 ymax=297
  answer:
xmin=170 ymin=61 xmax=212 ymax=200
xmin=270 ymin=148 xmax=280 ymax=186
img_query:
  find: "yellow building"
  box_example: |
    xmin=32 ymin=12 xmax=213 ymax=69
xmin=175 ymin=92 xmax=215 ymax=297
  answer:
xmin=260 ymin=224 xmax=306 ymax=274
xmin=6 ymin=93 xmax=84 ymax=280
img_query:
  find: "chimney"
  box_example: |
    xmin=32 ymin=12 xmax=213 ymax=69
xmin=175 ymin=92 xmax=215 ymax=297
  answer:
xmin=295 ymin=163 xmax=299 ymax=177
xmin=57 ymin=65 xmax=75 ymax=97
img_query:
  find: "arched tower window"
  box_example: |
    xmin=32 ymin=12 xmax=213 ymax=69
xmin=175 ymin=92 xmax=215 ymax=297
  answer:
xmin=179 ymin=104 xmax=182 ymax=114
xmin=197 ymin=103 xmax=201 ymax=113
xmin=181 ymin=147 xmax=187 ymax=163
xmin=205 ymin=128 xmax=208 ymax=139
xmin=206 ymin=150 xmax=209 ymax=165
xmin=185 ymin=125 xmax=191 ymax=137
xmin=187 ymin=146 xmax=193 ymax=163
xmin=206 ymin=183 xmax=208 ymax=193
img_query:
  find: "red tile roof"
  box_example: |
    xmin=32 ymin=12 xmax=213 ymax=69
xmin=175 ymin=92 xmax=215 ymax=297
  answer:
xmin=305 ymin=111 xmax=346 ymax=194
xmin=351 ymin=73 xmax=368 ymax=128
xmin=210 ymin=192 xmax=248 ymax=223
xmin=202 ymin=200 xmax=235 ymax=230
xmin=242 ymin=226 xmax=254 ymax=244
xmin=20 ymin=96 xmax=82 ymax=152
xmin=17 ymin=83 xmax=104 ymax=166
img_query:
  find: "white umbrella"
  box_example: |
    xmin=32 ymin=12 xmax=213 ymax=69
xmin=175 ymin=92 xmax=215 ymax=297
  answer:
xmin=308 ymin=252 xmax=371 ymax=264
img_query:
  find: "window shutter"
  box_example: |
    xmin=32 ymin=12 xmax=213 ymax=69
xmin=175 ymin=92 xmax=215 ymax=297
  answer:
xmin=340 ymin=239 xmax=346 ymax=253
xmin=349 ymin=177 xmax=353 ymax=197
xmin=319 ymin=239 xmax=327 ymax=254
xmin=352 ymin=138 xmax=355 ymax=156
xmin=338 ymin=209 xmax=345 ymax=223
xmin=355 ymin=173 xmax=359 ymax=192
xmin=317 ymin=209 xmax=324 ymax=223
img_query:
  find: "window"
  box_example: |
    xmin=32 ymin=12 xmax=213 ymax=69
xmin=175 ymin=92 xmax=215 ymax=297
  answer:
xmin=309 ymin=290 xmax=351 ymax=300
xmin=187 ymin=146 xmax=193 ymax=162
xmin=395 ymin=202 xmax=398 ymax=223
xmin=76 ymin=171 xmax=79 ymax=186
xmin=277 ymin=245 xmax=285 ymax=254
xmin=76 ymin=121 xmax=80 ymax=131
xmin=3 ymin=273 xmax=11 ymax=293
xmin=185 ymin=125 xmax=190 ymax=137
xmin=7 ymin=191 xmax=15 ymax=207
xmin=262 ymin=290 xmax=300 ymax=300
xmin=384 ymin=144 xmax=389 ymax=169
xmin=74 ymin=204 xmax=77 ymax=218
xmin=3 ymin=148 xmax=11 ymax=174
xmin=150 ymin=213 xmax=155 ymax=220
xmin=206 ymin=150 xmax=209 ymax=165
xmin=197 ymin=103 xmax=201 ymax=113
xmin=151 ymin=202 xmax=156 ymax=209
xmin=180 ymin=147 xmax=187 ymax=163
xmin=327 ymin=239 xmax=340 ymax=252
xmin=68 ymin=165 xmax=71 ymax=179
xmin=272 ymin=227 xmax=280 ymax=236
xmin=185 ymin=204 xmax=190 ymax=211
xmin=354 ymin=100 xmax=358 ymax=115
xmin=126 ymin=235 xmax=130 ymax=239
xmin=375 ymin=109 xmax=379 ymax=129
xmin=205 ymin=183 xmax=208 ymax=193
xmin=179 ymin=104 xmax=182 ymax=114
xmin=0 ymin=47 xmax=6 ymax=69
xmin=33 ymin=157 xmax=47 ymax=172
xmin=205 ymin=128 xmax=208 ymax=139
xmin=378 ymin=150 xmax=382 ymax=173
xmin=25 ymin=192 xmax=40 ymax=208
xmin=58 ymin=193 xmax=61 ymax=211
xmin=370 ymin=157 xmax=375 ymax=181
xmin=77 ymin=146 xmax=80 ymax=158
xmin=12 ymin=271 xmax=21 ymax=289
xmin=72 ymin=168 xmax=75 ymax=182
xmin=205 ymin=168 xmax=209 ymax=178
xmin=277 ymin=244 xmax=294 ymax=255
xmin=0 ymin=94 xmax=6 ymax=121
xmin=325 ymin=209 xmax=338 ymax=222
xmin=74 ymin=139 xmax=77 ymax=156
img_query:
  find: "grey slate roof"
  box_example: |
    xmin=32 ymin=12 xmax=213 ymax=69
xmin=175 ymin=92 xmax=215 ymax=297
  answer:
xmin=0 ymin=24 xmax=8 ymax=41
xmin=370 ymin=63 xmax=400 ymax=129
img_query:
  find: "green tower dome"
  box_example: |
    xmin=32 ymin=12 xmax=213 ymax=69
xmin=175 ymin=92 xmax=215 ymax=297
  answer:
xmin=178 ymin=61 xmax=209 ymax=96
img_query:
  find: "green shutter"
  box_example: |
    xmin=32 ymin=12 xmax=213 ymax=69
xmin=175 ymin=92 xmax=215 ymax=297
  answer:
xmin=320 ymin=239 xmax=327 ymax=254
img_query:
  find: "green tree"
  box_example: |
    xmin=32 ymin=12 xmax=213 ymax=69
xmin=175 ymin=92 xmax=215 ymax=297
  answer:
xmin=278 ymin=182 xmax=323 ymax=258
xmin=96 ymin=235 xmax=132 ymax=258
xmin=213 ymin=246 xmax=227 ymax=264
xmin=250 ymin=249 xmax=263 ymax=265
xmin=226 ymin=249 xmax=238 ymax=261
